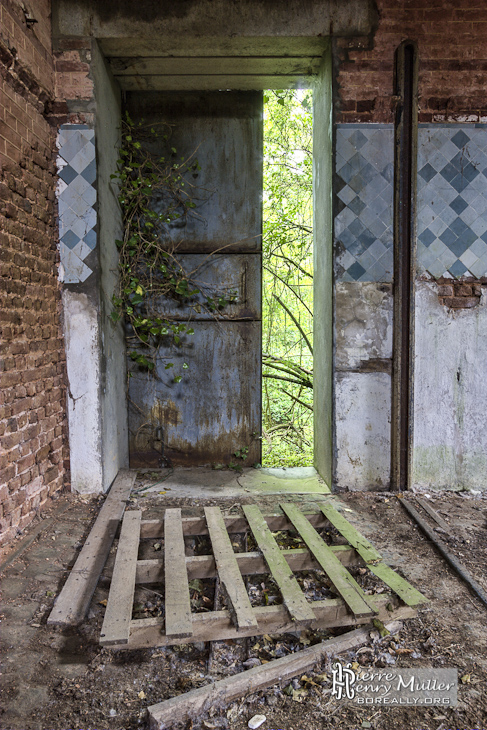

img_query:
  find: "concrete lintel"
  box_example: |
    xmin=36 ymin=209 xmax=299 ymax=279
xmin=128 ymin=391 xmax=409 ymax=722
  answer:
xmin=54 ymin=0 xmax=377 ymax=42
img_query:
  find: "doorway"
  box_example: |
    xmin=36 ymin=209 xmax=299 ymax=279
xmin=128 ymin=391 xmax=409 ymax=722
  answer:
xmin=261 ymin=89 xmax=314 ymax=468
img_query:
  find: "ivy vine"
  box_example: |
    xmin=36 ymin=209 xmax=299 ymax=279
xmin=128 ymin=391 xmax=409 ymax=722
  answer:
xmin=111 ymin=113 xmax=233 ymax=379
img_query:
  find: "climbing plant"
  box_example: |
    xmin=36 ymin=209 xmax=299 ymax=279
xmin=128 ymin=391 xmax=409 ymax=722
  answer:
xmin=110 ymin=113 xmax=233 ymax=379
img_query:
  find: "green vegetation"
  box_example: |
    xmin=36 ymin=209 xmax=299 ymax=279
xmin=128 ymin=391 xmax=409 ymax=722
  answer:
xmin=262 ymin=90 xmax=314 ymax=467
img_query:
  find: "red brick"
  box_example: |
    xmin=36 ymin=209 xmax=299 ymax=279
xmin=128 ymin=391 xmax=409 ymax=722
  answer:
xmin=444 ymin=296 xmax=480 ymax=309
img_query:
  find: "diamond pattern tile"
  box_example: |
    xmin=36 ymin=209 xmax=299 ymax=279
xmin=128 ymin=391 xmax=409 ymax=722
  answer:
xmin=417 ymin=124 xmax=487 ymax=279
xmin=335 ymin=125 xmax=394 ymax=282
xmin=56 ymin=125 xmax=97 ymax=284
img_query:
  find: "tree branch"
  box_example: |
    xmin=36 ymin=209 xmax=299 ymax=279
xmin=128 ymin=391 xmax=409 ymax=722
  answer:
xmin=274 ymin=294 xmax=313 ymax=355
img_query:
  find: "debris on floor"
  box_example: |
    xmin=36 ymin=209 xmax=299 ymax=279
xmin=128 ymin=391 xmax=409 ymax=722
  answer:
xmin=1 ymin=485 xmax=486 ymax=730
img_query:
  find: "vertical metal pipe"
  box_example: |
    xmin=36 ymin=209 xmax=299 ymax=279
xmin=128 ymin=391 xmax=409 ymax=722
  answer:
xmin=391 ymin=42 xmax=418 ymax=490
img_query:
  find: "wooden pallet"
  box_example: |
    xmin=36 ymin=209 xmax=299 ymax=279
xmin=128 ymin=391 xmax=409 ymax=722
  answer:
xmin=100 ymin=502 xmax=427 ymax=649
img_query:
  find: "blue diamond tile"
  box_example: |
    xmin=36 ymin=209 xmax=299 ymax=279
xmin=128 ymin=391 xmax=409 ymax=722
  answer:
xmin=81 ymin=159 xmax=97 ymax=184
xmin=451 ymin=130 xmax=470 ymax=149
xmin=348 ymin=196 xmax=366 ymax=215
xmin=84 ymin=228 xmax=97 ymax=250
xmin=348 ymin=218 xmax=366 ymax=238
xmin=419 ymin=163 xmax=437 ymax=183
xmin=449 ymin=260 xmax=468 ymax=278
xmin=450 ymin=196 xmax=469 ymax=215
xmin=61 ymin=229 xmax=81 ymax=249
xmin=419 ymin=228 xmax=437 ymax=247
xmin=461 ymin=161 xmax=480 ymax=184
xmin=349 ymin=130 xmax=368 ymax=150
xmin=358 ymin=229 xmax=376 ymax=249
xmin=449 ymin=236 xmax=475 ymax=257
xmin=449 ymin=173 xmax=473 ymax=194
xmin=347 ymin=261 xmax=367 ymax=280
xmin=439 ymin=227 xmax=457 ymax=247
xmin=440 ymin=161 xmax=460 ymax=184
xmin=58 ymin=165 xmax=78 ymax=185
xmin=449 ymin=217 xmax=470 ymax=238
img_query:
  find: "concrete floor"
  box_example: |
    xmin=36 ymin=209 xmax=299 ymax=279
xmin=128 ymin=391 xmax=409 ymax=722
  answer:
xmin=135 ymin=466 xmax=330 ymax=498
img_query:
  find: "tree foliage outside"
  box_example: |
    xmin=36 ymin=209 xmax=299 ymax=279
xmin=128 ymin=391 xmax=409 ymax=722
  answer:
xmin=262 ymin=90 xmax=314 ymax=467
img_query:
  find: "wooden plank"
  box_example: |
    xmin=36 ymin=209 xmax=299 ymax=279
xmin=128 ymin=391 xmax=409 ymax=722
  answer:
xmin=147 ymin=619 xmax=405 ymax=729
xmin=125 ymin=595 xmax=415 ymax=650
xmin=368 ymin=563 xmax=428 ymax=607
xmin=242 ymin=505 xmax=315 ymax=625
xmin=48 ymin=469 xmax=136 ymax=626
xmin=100 ymin=510 xmax=141 ymax=646
xmin=204 ymin=507 xmax=258 ymax=631
xmin=318 ymin=502 xmax=383 ymax=564
xmin=281 ymin=503 xmax=377 ymax=618
xmin=140 ymin=509 xmax=329 ymax=539
xmin=134 ymin=545 xmax=360 ymax=584
xmin=319 ymin=502 xmax=427 ymax=607
xmin=164 ymin=508 xmax=193 ymax=638
xmin=416 ymin=497 xmax=452 ymax=534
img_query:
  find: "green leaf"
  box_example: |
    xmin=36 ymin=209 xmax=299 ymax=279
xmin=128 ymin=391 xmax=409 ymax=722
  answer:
xmin=174 ymin=375 xmax=182 ymax=383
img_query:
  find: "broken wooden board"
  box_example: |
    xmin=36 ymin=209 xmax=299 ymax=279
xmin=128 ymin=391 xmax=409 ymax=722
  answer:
xmin=100 ymin=510 xmax=141 ymax=646
xmin=48 ymin=469 xmax=136 ymax=626
xmin=164 ymin=508 xmax=193 ymax=638
xmin=205 ymin=506 xmax=258 ymax=631
xmin=99 ymin=500 xmax=426 ymax=649
xmin=147 ymin=619 xmax=405 ymax=729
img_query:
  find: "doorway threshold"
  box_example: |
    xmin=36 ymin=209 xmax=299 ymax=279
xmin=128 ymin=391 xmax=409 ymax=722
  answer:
xmin=135 ymin=466 xmax=330 ymax=499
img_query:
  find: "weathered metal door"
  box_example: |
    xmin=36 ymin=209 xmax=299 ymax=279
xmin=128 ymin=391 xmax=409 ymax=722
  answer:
xmin=126 ymin=92 xmax=262 ymax=467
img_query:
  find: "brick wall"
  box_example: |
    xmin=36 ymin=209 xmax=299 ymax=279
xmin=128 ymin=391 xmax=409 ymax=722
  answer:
xmin=336 ymin=0 xmax=487 ymax=123
xmin=0 ymin=0 xmax=67 ymax=548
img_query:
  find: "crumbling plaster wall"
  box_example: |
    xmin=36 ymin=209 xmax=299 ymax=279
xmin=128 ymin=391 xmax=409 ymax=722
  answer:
xmin=56 ymin=39 xmax=127 ymax=493
xmin=333 ymin=0 xmax=487 ymax=491
xmin=412 ymin=281 xmax=487 ymax=490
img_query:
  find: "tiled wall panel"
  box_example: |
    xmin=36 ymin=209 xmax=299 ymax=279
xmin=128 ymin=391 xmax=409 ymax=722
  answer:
xmin=57 ymin=125 xmax=97 ymax=284
xmin=417 ymin=124 xmax=487 ymax=279
xmin=335 ymin=125 xmax=394 ymax=283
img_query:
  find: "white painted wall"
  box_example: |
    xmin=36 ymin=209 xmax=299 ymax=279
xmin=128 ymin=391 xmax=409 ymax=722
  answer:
xmin=412 ymin=280 xmax=487 ymax=491
xmin=62 ymin=290 xmax=103 ymax=492
xmin=334 ymin=282 xmax=393 ymax=489
xmin=335 ymin=373 xmax=391 ymax=489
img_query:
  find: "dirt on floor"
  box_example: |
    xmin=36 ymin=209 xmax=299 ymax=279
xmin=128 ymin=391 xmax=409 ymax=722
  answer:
xmin=0 ymin=481 xmax=486 ymax=730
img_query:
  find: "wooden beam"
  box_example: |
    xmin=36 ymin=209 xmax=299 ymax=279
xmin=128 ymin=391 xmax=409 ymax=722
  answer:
xmin=147 ymin=619 xmax=406 ymax=729
xmin=243 ymin=505 xmax=316 ymax=625
xmin=134 ymin=545 xmax=360 ymax=584
xmin=123 ymin=595 xmax=414 ymax=650
xmin=401 ymin=498 xmax=487 ymax=609
xmin=318 ymin=502 xmax=383 ymax=564
xmin=100 ymin=510 xmax=141 ymax=646
xmin=116 ymin=75 xmax=314 ymax=92
xmin=204 ymin=507 xmax=258 ymax=631
xmin=164 ymin=508 xmax=193 ymax=638
xmin=109 ymin=56 xmax=321 ymax=76
xmin=281 ymin=503 xmax=377 ymax=618
xmin=47 ymin=469 xmax=136 ymax=626
xmin=415 ymin=497 xmax=452 ymax=535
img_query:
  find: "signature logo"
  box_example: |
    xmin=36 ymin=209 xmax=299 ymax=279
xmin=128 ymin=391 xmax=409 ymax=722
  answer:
xmin=331 ymin=662 xmax=357 ymax=700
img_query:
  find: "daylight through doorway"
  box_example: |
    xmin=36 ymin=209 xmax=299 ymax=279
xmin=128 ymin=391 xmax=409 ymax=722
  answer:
xmin=261 ymin=90 xmax=314 ymax=467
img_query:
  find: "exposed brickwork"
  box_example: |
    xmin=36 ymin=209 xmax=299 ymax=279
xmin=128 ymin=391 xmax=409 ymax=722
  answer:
xmin=335 ymin=0 xmax=487 ymax=123
xmin=0 ymin=0 xmax=67 ymax=547
xmin=436 ymin=278 xmax=486 ymax=308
